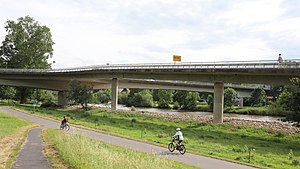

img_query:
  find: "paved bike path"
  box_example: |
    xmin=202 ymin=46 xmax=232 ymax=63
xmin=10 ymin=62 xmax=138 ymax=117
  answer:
xmin=1 ymin=107 xmax=257 ymax=169
xmin=11 ymin=127 xmax=51 ymax=169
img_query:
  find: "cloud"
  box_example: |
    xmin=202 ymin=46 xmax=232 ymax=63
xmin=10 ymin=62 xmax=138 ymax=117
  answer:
xmin=0 ymin=0 xmax=299 ymax=68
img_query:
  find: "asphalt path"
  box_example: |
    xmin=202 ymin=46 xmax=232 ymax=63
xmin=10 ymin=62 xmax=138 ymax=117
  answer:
xmin=1 ymin=107 xmax=257 ymax=169
xmin=11 ymin=128 xmax=51 ymax=169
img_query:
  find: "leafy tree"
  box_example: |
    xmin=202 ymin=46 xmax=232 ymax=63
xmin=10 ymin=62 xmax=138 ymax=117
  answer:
xmin=127 ymin=89 xmax=153 ymax=107
xmin=224 ymin=88 xmax=238 ymax=108
xmin=184 ymin=92 xmax=200 ymax=110
xmin=118 ymin=90 xmax=129 ymax=105
xmin=93 ymin=89 xmax=111 ymax=103
xmin=68 ymin=80 xmax=93 ymax=110
xmin=0 ymin=86 xmax=16 ymax=100
xmin=0 ymin=16 xmax=54 ymax=103
xmin=282 ymin=78 xmax=300 ymax=123
xmin=173 ymin=90 xmax=188 ymax=108
xmin=249 ymin=88 xmax=267 ymax=106
xmin=207 ymin=94 xmax=214 ymax=109
xmin=152 ymin=89 xmax=160 ymax=102
xmin=157 ymin=90 xmax=173 ymax=108
xmin=30 ymin=89 xmax=56 ymax=104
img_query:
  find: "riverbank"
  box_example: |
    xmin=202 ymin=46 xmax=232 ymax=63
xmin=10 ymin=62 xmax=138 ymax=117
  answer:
xmin=142 ymin=111 xmax=299 ymax=134
xmin=113 ymin=104 xmax=299 ymax=134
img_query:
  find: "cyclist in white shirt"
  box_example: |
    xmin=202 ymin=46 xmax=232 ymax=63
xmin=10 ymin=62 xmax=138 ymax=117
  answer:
xmin=173 ymin=128 xmax=184 ymax=145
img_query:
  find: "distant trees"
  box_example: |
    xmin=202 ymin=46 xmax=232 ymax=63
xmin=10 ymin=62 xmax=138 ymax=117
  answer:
xmin=157 ymin=90 xmax=173 ymax=108
xmin=93 ymin=89 xmax=111 ymax=103
xmin=273 ymin=78 xmax=300 ymax=123
xmin=0 ymin=86 xmax=16 ymax=100
xmin=68 ymin=80 xmax=93 ymax=110
xmin=224 ymin=88 xmax=238 ymax=108
xmin=249 ymin=88 xmax=267 ymax=106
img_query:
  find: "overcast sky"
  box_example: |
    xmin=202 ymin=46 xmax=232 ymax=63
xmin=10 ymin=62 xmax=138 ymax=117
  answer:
xmin=0 ymin=0 xmax=299 ymax=68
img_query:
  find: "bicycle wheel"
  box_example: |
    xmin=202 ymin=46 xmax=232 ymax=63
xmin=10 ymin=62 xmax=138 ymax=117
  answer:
xmin=178 ymin=145 xmax=186 ymax=155
xmin=64 ymin=124 xmax=70 ymax=131
xmin=168 ymin=143 xmax=175 ymax=152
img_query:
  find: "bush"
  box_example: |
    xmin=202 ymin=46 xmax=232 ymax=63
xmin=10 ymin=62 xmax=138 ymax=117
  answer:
xmin=40 ymin=102 xmax=58 ymax=108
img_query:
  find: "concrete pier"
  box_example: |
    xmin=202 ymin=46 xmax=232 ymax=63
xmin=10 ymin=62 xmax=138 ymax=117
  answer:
xmin=213 ymin=82 xmax=224 ymax=123
xmin=58 ymin=91 xmax=67 ymax=107
xmin=111 ymin=78 xmax=118 ymax=111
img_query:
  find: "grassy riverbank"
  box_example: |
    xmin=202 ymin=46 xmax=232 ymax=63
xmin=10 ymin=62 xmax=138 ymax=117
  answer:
xmin=0 ymin=110 xmax=36 ymax=169
xmin=44 ymin=129 xmax=198 ymax=169
xmin=5 ymin=103 xmax=300 ymax=169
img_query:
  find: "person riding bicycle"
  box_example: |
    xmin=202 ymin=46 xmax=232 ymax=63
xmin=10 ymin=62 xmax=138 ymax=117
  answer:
xmin=173 ymin=128 xmax=184 ymax=145
xmin=61 ymin=116 xmax=68 ymax=127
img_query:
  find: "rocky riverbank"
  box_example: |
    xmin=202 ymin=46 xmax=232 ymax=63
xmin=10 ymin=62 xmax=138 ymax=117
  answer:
xmin=140 ymin=111 xmax=300 ymax=134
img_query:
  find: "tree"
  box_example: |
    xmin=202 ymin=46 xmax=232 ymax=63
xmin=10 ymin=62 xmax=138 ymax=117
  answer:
xmin=173 ymin=90 xmax=188 ymax=108
xmin=0 ymin=86 xmax=16 ymax=100
xmin=249 ymin=88 xmax=267 ymax=106
xmin=93 ymin=89 xmax=111 ymax=103
xmin=207 ymin=94 xmax=214 ymax=109
xmin=0 ymin=16 xmax=54 ymax=103
xmin=184 ymin=92 xmax=200 ymax=110
xmin=280 ymin=78 xmax=300 ymax=123
xmin=68 ymin=80 xmax=93 ymax=110
xmin=30 ymin=89 xmax=56 ymax=104
xmin=224 ymin=88 xmax=238 ymax=108
xmin=126 ymin=89 xmax=153 ymax=107
xmin=157 ymin=89 xmax=173 ymax=108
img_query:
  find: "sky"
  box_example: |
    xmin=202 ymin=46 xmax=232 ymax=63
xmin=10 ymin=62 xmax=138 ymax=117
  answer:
xmin=0 ymin=0 xmax=299 ymax=68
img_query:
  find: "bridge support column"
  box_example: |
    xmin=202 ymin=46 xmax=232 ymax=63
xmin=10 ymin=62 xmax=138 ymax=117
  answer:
xmin=213 ymin=82 xmax=224 ymax=123
xmin=111 ymin=78 xmax=118 ymax=111
xmin=58 ymin=91 xmax=68 ymax=107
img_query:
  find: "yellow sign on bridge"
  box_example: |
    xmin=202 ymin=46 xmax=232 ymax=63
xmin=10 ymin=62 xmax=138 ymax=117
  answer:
xmin=173 ymin=55 xmax=181 ymax=62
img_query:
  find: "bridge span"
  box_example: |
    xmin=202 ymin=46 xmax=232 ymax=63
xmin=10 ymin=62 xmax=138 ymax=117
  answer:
xmin=0 ymin=59 xmax=299 ymax=123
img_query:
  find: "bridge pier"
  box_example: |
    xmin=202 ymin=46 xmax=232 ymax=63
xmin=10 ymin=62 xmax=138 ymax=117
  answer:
xmin=213 ymin=82 xmax=224 ymax=123
xmin=111 ymin=78 xmax=118 ymax=111
xmin=58 ymin=91 xmax=68 ymax=107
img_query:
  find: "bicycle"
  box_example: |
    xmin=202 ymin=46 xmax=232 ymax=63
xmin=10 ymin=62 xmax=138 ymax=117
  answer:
xmin=168 ymin=138 xmax=186 ymax=155
xmin=60 ymin=122 xmax=70 ymax=131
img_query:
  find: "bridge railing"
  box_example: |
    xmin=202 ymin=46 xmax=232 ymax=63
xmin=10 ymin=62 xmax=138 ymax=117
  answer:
xmin=0 ymin=59 xmax=299 ymax=73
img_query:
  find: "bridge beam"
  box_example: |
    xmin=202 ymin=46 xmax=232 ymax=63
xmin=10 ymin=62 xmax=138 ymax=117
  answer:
xmin=213 ymin=82 xmax=224 ymax=123
xmin=111 ymin=78 xmax=118 ymax=111
xmin=58 ymin=91 xmax=68 ymax=107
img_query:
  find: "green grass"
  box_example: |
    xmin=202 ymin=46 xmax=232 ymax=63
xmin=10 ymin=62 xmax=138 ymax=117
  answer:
xmin=0 ymin=110 xmax=33 ymax=139
xmin=224 ymin=106 xmax=274 ymax=116
xmin=46 ymin=129 xmax=198 ymax=169
xmin=6 ymin=103 xmax=300 ymax=169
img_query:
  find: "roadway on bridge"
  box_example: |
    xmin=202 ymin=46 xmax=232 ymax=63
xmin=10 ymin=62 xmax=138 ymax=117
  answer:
xmin=1 ymin=107 xmax=256 ymax=169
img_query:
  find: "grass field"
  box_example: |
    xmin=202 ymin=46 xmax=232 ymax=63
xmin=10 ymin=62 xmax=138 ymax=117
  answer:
xmin=0 ymin=110 xmax=36 ymax=169
xmin=6 ymin=103 xmax=300 ymax=169
xmin=44 ymin=129 xmax=198 ymax=169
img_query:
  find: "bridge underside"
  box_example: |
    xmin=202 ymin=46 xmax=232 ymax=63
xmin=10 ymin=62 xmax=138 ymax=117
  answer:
xmin=1 ymin=64 xmax=299 ymax=123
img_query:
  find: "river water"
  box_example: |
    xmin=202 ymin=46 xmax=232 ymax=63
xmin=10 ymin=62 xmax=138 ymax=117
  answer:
xmin=116 ymin=105 xmax=284 ymax=122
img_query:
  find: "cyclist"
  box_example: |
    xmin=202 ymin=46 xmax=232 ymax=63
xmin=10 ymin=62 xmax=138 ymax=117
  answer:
xmin=173 ymin=128 xmax=184 ymax=145
xmin=61 ymin=116 xmax=68 ymax=127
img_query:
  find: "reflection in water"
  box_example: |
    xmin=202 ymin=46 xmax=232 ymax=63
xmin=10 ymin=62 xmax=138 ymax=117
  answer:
xmin=117 ymin=105 xmax=283 ymax=122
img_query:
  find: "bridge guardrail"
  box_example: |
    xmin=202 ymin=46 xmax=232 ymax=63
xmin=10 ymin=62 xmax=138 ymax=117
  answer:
xmin=0 ymin=59 xmax=299 ymax=73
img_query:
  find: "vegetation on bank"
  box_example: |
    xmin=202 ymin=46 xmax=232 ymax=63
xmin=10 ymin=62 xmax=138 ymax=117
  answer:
xmin=0 ymin=110 xmax=36 ymax=169
xmin=44 ymin=129 xmax=198 ymax=169
xmin=5 ymin=102 xmax=300 ymax=169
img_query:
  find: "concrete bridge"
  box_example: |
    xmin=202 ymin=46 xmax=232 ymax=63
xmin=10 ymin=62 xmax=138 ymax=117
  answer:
xmin=0 ymin=59 xmax=299 ymax=123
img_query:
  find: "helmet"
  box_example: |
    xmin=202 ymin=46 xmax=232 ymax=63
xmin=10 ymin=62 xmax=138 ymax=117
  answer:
xmin=176 ymin=128 xmax=181 ymax=131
